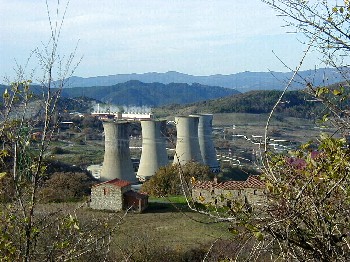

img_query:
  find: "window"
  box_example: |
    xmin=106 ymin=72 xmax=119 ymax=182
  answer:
xmin=103 ymin=187 xmax=110 ymax=196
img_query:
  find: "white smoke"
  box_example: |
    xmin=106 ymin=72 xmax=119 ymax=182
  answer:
xmin=92 ymin=104 xmax=152 ymax=114
xmin=92 ymin=104 xmax=120 ymax=113
xmin=122 ymin=105 xmax=152 ymax=114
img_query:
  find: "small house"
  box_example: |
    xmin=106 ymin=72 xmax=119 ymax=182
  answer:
xmin=90 ymin=178 xmax=148 ymax=212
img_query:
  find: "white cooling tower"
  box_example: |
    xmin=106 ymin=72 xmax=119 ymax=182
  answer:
xmin=173 ymin=116 xmax=203 ymax=165
xmin=137 ymin=120 xmax=168 ymax=180
xmin=100 ymin=121 xmax=137 ymax=182
xmin=191 ymin=114 xmax=221 ymax=173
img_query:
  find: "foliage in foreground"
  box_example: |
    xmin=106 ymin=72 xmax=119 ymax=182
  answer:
xmin=0 ymin=1 xmax=120 ymax=260
xmin=220 ymin=0 xmax=350 ymax=260
xmin=224 ymin=135 xmax=350 ymax=261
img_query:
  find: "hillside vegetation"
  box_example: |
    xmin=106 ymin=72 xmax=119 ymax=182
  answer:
xmin=61 ymin=80 xmax=239 ymax=107
xmin=153 ymin=90 xmax=329 ymax=119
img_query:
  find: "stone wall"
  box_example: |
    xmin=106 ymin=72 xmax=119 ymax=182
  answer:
xmin=192 ymin=187 xmax=265 ymax=208
xmin=90 ymin=184 xmax=131 ymax=211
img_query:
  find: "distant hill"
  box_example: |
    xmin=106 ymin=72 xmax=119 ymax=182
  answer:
xmin=153 ymin=89 xmax=329 ymax=119
xmin=62 ymin=68 xmax=349 ymax=92
xmin=61 ymin=80 xmax=239 ymax=107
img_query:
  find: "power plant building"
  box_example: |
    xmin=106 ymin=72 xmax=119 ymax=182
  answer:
xmin=137 ymin=120 xmax=168 ymax=180
xmin=100 ymin=121 xmax=137 ymax=183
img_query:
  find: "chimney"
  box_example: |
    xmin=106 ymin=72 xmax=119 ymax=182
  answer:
xmin=190 ymin=114 xmax=220 ymax=173
xmin=100 ymin=121 xmax=136 ymax=182
xmin=137 ymin=120 xmax=168 ymax=180
xmin=173 ymin=116 xmax=203 ymax=165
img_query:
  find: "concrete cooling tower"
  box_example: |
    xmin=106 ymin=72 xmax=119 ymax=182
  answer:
xmin=173 ymin=116 xmax=203 ymax=165
xmin=137 ymin=120 xmax=168 ymax=180
xmin=100 ymin=121 xmax=137 ymax=182
xmin=191 ymin=114 xmax=221 ymax=173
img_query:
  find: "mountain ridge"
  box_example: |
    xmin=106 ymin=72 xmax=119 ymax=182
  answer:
xmin=61 ymin=80 xmax=239 ymax=107
xmin=64 ymin=68 xmax=348 ymax=92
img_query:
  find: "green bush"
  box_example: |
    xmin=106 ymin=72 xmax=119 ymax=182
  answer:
xmin=51 ymin=146 xmax=69 ymax=154
xmin=141 ymin=162 xmax=214 ymax=197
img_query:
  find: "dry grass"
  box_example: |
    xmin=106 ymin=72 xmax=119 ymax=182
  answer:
xmin=35 ymin=201 xmax=232 ymax=261
xmin=115 ymin=202 xmax=231 ymax=250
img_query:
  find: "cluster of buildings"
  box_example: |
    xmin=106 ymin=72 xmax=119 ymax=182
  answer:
xmin=89 ymin=113 xmax=265 ymax=212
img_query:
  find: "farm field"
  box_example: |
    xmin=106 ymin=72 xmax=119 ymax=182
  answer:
xmin=212 ymin=113 xmax=336 ymax=166
xmin=212 ymin=112 xmax=334 ymax=143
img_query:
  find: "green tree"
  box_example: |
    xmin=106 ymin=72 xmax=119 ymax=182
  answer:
xmin=141 ymin=162 xmax=214 ymax=197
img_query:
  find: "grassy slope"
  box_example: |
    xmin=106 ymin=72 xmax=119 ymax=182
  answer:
xmin=114 ymin=201 xmax=232 ymax=258
xmin=40 ymin=202 xmax=232 ymax=260
xmin=153 ymin=90 xmax=324 ymax=119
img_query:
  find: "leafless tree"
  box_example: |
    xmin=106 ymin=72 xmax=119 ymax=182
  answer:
xmin=0 ymin=1 xmax=126 ymax=261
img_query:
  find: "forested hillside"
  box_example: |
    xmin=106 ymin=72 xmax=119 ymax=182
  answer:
xmin=154 ymin=90 xmax=329 ymax=119
xmin=61 ymin=80 xmax=239 ymax=107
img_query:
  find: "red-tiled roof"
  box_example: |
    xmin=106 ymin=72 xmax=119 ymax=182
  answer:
xmin=193 ymin=176 xmax=265 ymax=190
xmin=245 ymin=175 xmax=265 ymax=188
xmin=93 ymin=178 xmax=131 ymax=188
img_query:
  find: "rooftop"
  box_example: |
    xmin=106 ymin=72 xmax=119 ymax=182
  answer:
xmin=193 ymin=175 xmax=265 ymax=190
xmin=93 ymin=178 xmax=131 ymax=188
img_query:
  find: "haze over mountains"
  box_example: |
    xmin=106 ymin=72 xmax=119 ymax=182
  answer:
xmin=64 ymin=68 xmax=347 ymax=92
xmin=1 ymin=68 xmax=347 ymax=108
xmin=61 ymin=81 xmax=239 ymax=107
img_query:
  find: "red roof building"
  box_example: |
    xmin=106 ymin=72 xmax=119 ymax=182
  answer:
xmin=90 ymin=178 xmax=148 ymax=212
xmin=192 ymin=176 xmax=266 ymax=208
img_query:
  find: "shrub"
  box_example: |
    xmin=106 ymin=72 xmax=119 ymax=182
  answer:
xmin=51 ymin=146 xmax=69 ymax=154
xmin=39 ymin=172 xmax=96 ymax=203
xmin=141 ymin=162 xmax=214 ymax=197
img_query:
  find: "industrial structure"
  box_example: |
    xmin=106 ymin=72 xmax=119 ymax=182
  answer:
xmin=190 ymin=114 xmax=221 ymax=173
xmin=173 ymin=116 xmax=203 ymax=165
xmin=137 ymin=120 xmax=168 ymax=180
xmin=96 ymin=113 xmax=220 ymax=184
xmin=100 ymin=121 xmax=137 ymax=182
xmin=91 ymin=105 xmax=153 ymax=121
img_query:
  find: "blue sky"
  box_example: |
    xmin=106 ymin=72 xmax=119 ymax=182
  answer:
xmin=0 ymin=0 xmax=323 ymax=81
